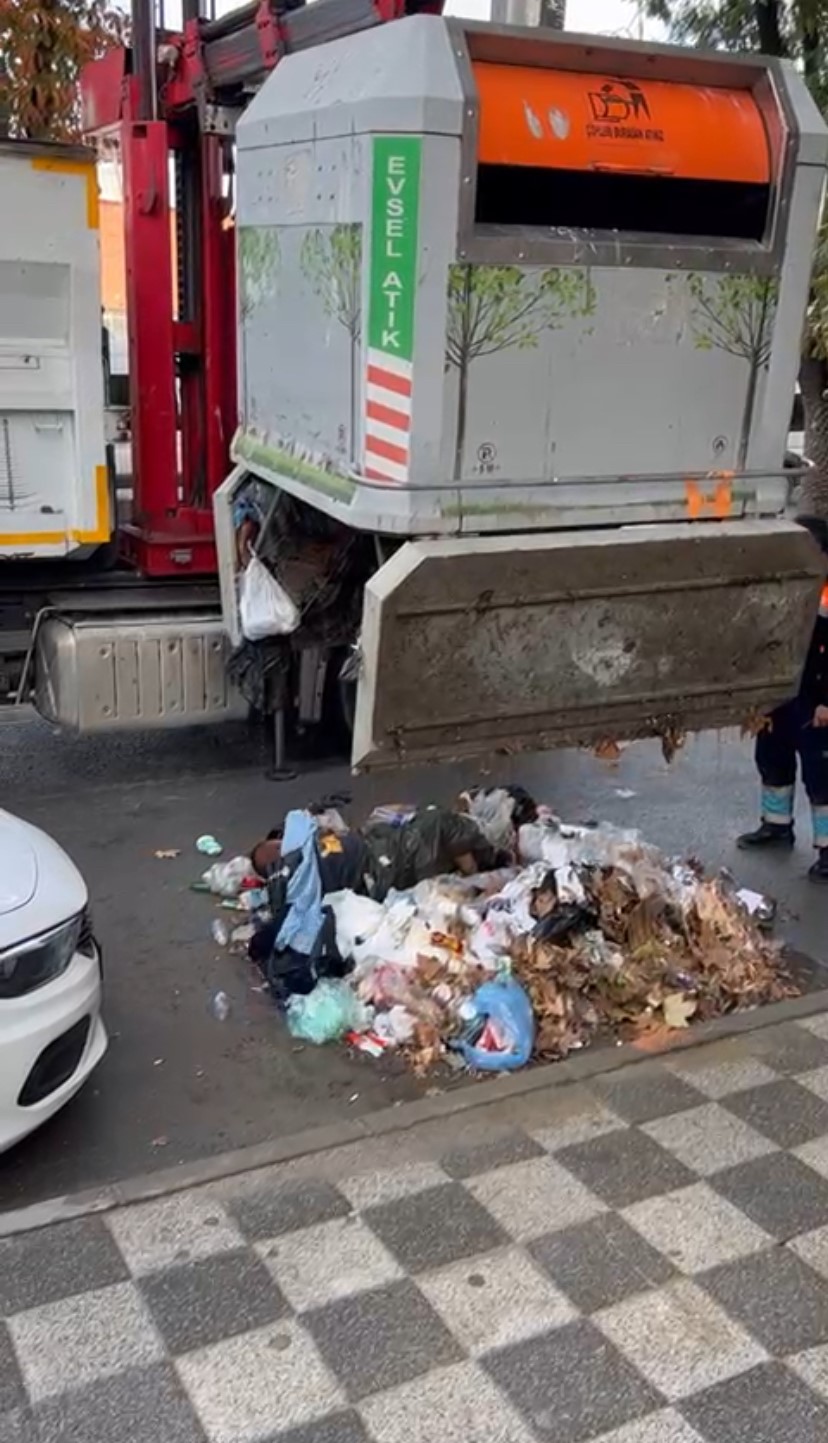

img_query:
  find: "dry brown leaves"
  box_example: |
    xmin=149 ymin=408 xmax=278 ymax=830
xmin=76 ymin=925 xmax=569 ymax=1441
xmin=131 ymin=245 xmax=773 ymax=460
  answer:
xmin=514 ymin=870 xmax=796 ymax=1062
xmin=741 ymin=711 xmax=773 ymax=739
xmin=593 ymin=739 xmax=623 ymax=763
xmin=660 ymin=727 xmax=687 ymax=764
xmin=371 ymin=846 xmax=796 ymax=1076
xmin=408 ymin=1022 xmax=445 ymax=1076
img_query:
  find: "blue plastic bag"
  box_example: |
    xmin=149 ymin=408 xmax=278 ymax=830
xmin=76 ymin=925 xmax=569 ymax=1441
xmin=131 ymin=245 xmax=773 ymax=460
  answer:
xmin=455 ymin=977 xmax=534 ymax=1072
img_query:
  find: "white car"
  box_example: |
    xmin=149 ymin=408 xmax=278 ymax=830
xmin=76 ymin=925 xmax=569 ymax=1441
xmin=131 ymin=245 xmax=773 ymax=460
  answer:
xmin=0 ymin=808 xmax=107 ymax=1151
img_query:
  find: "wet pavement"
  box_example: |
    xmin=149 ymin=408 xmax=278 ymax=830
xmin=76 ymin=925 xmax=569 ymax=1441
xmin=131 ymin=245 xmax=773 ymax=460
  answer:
xmin=4 ymin=1018 xmax=828 ymax=1442
xmin=0 ymin=715 xmax=826 ymax=1210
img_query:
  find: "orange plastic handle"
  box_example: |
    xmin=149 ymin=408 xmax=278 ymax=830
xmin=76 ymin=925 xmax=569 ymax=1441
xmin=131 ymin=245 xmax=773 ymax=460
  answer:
xmin=473 ymin=62 xmax=771 ymax=184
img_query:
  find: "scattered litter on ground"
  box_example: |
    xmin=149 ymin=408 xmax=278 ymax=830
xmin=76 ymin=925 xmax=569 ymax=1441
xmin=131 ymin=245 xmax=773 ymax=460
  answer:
xmin=615 ymin=789 xmax=636 ymax=800
xmin=210 ymin=990 xmax=232 ymax=1022
xmin=346 ymin=1030 xmax=387 ymax=1059
xmin=151 ymin=1135 xmax=169 ymax=1148
xmin=153 ymin=1057 xmax=165 ymax=1067
xmin=662 ymin=993 xmax=697 ymax=1029
xmin=242 ymin=886 xmax=269 ymax=909
xmin=660 ymin=727 xmax=686 ymax=764
xmin=231 ymin=923 xmax=256 ymax=948
xmin=594 ymin=740 xmax=623 ymax=762
xmin=211 ymin=919 xmax=230 ymax=948
xmin=154 ymin=849 xmax=181 ymax=859
xmin=735 ymin=887 xmax=777 ymax=928
xmin=196 ymin=834 xmax=223 ymax=856
xmin=197 ymin=789 xmax=791 ymax=1075
xmin=202 ymin=856 xmax=250 ymax=895
xmin=286 ymin=979 xmax=371 ymax=1045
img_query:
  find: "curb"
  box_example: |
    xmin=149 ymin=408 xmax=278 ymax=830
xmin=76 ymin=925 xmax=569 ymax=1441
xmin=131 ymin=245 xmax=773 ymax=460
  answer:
xmin=3 ymin=983 xmax=828 ymax=1239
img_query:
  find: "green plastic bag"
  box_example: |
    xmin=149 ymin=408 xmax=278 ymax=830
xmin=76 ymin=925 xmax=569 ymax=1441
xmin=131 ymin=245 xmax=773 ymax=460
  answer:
xmin=286 ymin=980 xmax=371 ymax=1045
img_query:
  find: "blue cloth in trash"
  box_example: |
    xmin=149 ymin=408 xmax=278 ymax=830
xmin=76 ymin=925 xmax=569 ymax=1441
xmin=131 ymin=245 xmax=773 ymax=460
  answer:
xmin=233 ymin=495 xmax=262 ymax=529
xmin=275 ymin=810 xmax=324 ymax=957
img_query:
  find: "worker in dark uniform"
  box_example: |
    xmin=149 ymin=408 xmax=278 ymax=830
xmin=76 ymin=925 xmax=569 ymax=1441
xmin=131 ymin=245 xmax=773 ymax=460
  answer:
xmin=738 ymin=517 xmax=828 ymax=880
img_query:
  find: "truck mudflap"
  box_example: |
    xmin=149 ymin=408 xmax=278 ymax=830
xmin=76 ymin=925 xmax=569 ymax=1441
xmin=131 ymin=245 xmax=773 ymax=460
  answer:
xmin=352 ymin=520 xmax=825 ymax=771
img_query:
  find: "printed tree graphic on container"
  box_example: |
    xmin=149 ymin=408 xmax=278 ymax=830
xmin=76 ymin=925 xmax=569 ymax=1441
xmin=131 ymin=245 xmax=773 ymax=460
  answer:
xmin=239 ymin=227 xmax=281 ymax=322
xmin=445 ymin=264 xmax=596 ymax=480
xmin=300 ymin=225 xmax=362 ymax=465
xmin=686 ymin=273 xmax=779 ymax=469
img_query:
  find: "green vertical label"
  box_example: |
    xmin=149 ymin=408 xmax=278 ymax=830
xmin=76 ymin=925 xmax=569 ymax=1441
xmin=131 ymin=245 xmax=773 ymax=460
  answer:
xmin=368 ymin=136 xmax=422 ymax=363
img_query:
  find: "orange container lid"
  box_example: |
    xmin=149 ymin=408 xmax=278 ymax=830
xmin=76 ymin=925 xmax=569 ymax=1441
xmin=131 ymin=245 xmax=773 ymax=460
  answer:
xmin=473 ymin=61 xmax=771 ymax=184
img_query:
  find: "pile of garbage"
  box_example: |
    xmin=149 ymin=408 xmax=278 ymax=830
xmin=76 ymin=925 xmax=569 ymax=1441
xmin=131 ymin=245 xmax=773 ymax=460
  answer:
xmin=198 ymin=791 xmax=794 ymax=1074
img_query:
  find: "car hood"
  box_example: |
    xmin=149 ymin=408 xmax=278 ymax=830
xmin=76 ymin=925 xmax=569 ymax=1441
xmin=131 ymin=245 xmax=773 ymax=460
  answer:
xmin=0 ymin=810 xmax=87 ymax=941
xmin=0 ymin=814 xmax=38 ymax=915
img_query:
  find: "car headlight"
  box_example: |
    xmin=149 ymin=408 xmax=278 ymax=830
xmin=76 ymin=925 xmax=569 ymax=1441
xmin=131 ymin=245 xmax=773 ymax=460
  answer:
xmin=0 ymin=915 xmax=83 ymax=999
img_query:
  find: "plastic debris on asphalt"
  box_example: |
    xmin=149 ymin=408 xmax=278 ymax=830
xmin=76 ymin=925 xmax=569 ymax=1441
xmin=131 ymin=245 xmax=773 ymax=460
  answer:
xmin=202 ymin=856 xmax=254 ymax=897
xmin=211 ymin=918 xmax=230 ymax=948
xmin=210 ymin=990 xmax=232 ymax=1022
xmin=196 ymin=834 xmax=223 ymax=856
xmin=195 ymin=793 xmax=790 ymax=1073
xmin=286 ymin=979 xmax=372 ymax=1045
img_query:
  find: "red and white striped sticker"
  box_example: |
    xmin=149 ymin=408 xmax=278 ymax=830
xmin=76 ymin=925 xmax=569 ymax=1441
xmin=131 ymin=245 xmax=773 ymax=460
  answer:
xmin=364 ymin=348 xmax=412 ymax=485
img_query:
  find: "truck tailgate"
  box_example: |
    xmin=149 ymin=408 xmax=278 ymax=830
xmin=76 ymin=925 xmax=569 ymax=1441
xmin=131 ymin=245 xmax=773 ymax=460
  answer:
xmin=352 ymin=520 xmax=824 ymax=770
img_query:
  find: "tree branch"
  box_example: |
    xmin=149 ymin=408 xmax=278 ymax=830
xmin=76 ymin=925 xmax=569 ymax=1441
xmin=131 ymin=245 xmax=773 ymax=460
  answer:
xmin=691 ymin=289 xmax=752 ymax=360
xmin=470 ymin=292 xmax=547 ymax=358
xmin=753 ymin=0 xmax=787 ymax=56
xmin=796 ymin=0 xmax=822 ymax=92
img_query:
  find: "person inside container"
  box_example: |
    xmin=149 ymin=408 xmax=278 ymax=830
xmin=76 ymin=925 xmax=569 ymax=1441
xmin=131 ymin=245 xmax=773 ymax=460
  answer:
xmin=250 ymin=801 xmax=509 ymax=901
xmin=233 ymin=487 xmax=266 ymax=570
xmin=248 ymin=790 xmax=537 ymax=1003
xmin=738 ymin=515 xmax=828 ymax=881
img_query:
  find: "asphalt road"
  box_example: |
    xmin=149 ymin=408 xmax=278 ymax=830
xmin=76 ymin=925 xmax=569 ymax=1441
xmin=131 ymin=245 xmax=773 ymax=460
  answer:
xmin=0 ymin=714 xmax=826 ymax=1210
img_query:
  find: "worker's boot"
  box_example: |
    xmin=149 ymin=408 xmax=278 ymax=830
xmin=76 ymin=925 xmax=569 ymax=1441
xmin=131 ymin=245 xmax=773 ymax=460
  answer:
xmin=808 ymin=805 xmax=828 ymax=880
xmin=737 ymin=821 xmax=795 ymax=851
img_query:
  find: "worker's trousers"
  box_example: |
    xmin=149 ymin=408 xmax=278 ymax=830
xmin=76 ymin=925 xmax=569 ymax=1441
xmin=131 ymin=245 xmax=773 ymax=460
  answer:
xmin=757 ymin=697 xmax=828 ymax=846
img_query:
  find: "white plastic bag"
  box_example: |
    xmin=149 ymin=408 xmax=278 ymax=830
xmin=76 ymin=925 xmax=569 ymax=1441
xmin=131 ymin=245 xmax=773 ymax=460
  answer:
xmin=326 ymin=890 xmax=386 ymax=959
xmin=239 ymin=554 xmax=299 ymax=641
xmin=461 ymin=787 xmax=516 ymax=852
xmin=202 ymin=856 xmax=251 ymax=898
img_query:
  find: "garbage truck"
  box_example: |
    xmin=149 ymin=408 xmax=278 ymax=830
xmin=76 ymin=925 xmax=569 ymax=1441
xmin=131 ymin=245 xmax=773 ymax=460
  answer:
xmin=3 ymin=0 xmax=828 ymax=771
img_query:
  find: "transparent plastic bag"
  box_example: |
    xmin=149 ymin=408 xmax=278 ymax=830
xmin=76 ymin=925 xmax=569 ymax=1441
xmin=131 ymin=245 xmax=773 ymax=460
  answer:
xmin=373 ymin=1005 xmax=416 ymax=1047
xmin=461 ymin=787 xmax=516 ymax=852
xmin=202 ymin=856 xmax=252 ymax=898
xmin=239 ymin=554 xmax=300 ymax=641
xmin=286 ymin=980 xmax=371 ymax=1044
xmin=467 ymin=910 xmax=517 ymax=968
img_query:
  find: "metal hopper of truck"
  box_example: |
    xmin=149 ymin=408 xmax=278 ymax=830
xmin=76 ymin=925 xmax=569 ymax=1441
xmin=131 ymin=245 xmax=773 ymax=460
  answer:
xmin=1 ymin=0 xmax=826 ymax=771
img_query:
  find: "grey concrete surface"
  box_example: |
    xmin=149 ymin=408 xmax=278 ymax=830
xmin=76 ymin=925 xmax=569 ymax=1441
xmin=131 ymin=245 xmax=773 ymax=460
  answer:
xmin=6 ymin=1020 xmax=828 ymax=1443
xmin=0 ymin=713 xmax=825 ymax=1210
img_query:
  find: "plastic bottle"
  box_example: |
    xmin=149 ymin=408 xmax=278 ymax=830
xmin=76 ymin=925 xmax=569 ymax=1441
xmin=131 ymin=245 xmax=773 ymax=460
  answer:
xmin=211 ymin=990 xmax=232 ymax=1021
xmin=211 ymin=919 xmax=229 ymax=947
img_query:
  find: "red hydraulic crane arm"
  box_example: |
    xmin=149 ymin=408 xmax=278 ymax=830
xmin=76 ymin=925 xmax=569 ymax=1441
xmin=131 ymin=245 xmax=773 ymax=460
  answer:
xmin=80 ymin=0 xmax=443 ymax=580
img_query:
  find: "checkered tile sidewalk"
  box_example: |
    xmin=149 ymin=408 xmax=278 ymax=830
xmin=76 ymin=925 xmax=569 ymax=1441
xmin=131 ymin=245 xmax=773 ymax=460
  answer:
xmin=8 ymin=1019 xmax=828 ymax=1441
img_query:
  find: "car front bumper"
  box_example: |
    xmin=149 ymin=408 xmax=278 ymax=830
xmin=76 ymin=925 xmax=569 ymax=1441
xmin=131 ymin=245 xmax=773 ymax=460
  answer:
xmin=0 ymin=944 xmax=107 ymax=1153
